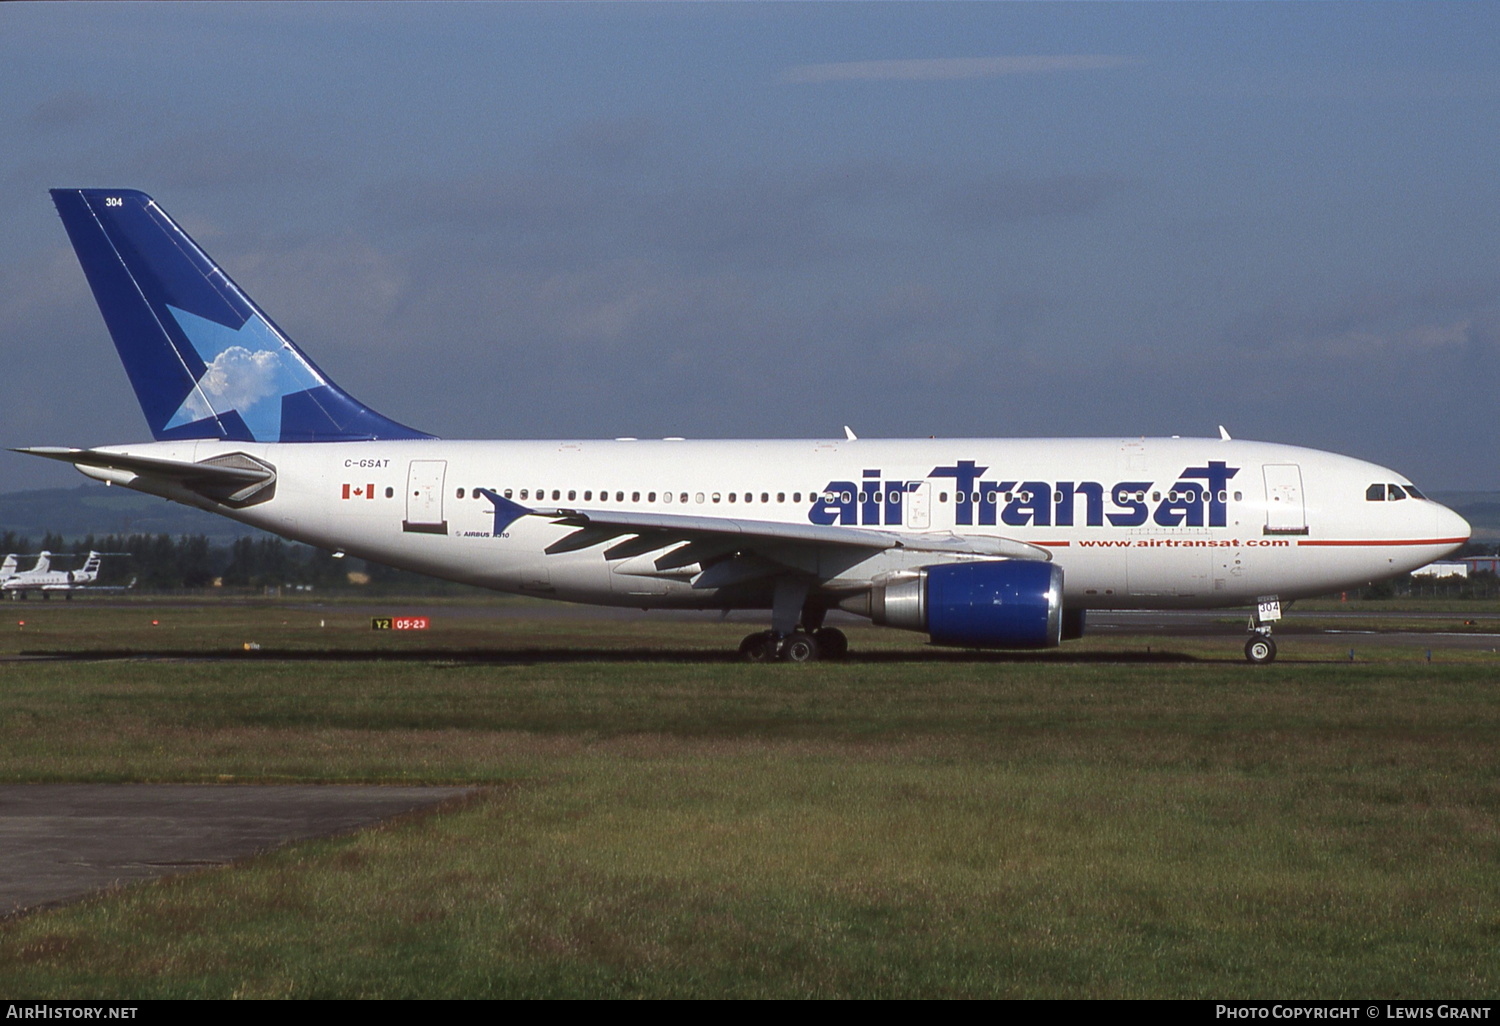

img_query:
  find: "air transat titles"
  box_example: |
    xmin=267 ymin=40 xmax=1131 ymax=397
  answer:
xmin=809 ymin=460 xmax=1239 ymax=529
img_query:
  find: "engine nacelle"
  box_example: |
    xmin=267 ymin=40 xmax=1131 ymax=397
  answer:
xmin=861 ymin=560 xmax=1066 ymax=649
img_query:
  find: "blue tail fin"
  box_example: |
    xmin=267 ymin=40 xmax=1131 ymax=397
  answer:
xmin=50 ymin=189 xmax=431 ymax=443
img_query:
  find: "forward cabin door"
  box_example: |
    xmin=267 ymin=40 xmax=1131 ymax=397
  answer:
xmin=403 ymin=460 xmax=448 ymax=534
xmin=1263 ymin=463 xmax=1307 ymax=535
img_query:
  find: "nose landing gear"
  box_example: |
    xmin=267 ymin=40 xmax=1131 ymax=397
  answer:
xmin=1245 ymin=596 xmax=1282 ymax=664
xmin=1245 ymin=631 xmax=1277 ymax=664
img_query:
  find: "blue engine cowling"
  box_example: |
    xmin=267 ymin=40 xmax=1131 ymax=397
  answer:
xmin=865 ymin=560 xmax=1065 ymax=649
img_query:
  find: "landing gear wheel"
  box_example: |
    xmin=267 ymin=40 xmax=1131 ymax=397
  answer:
xmin=1245 ymin=635 xmax=1277 ymax=664
xmin=739 ymin=631 xmax=777 ymax=663
xmin=780 ymin=632 xmax=821 ymax=663
xmin=813 ymin=627 xmax=848 ymax=660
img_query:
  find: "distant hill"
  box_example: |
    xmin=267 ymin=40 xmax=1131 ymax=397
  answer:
xmin=0 ymin=484 xmax=264 ymax=544
xmin=1 ymin=483 xmax=1495 ymax=546
xmin=1429 ymin=493 xmax=1500 ymax=542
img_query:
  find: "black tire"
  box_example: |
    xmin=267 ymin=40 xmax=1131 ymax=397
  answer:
xmin=780 ymin=632 xmax=820 ymax=663
xmin=813 ymin=627 xmax=848 ymax=660
xmin=1245 ymin=636 xmax=1277 ymax=664
xmin=739 ymin=631 xmax=776 ymax=663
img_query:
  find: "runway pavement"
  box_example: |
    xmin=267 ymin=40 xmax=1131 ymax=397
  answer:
xmin=0 ymin=784 xmax=472 ymax=917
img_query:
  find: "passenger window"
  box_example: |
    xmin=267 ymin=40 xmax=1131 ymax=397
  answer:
xmin=777 ymin=493 xmax=785 ymax=503
xmin=584 ymin=491 xmax=592 ymax=501
xmin=520 ymin=489 xmax=529 ymax=500
xmin=793 ymin=493 xmax=802 ymax=503
xmin=503 ymin=489 xmax=512 ymax=499
xmin=712 ymin=493 xmax=721 ymax=503
xmin=631 ymin=491 xmax=640 ymax=502
xmin=761 ymin=493 xmax=769 ymax=503
xmin=695 ymin=493 xmax=705 ymax=504
xmin=680 ymin=493 xmax=688 ymax=503
xmin=648 ymin=492 xmax=656 ymax=503
xmin=552 ymin=490 xmax=560 ymax=501
xmin=386 ymin=487 xmax=395 ymax=498
xmin=1367 ymin=484 xmax=1385 ymax=501
xmin=616 ymin=491 xmax=624 ymax=502
xmin=728 ymin=493 xmax=737 ymax=503
xmin=456 ymin=488 xmax=465 ymax=499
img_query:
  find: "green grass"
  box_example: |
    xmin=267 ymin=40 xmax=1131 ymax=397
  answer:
xmin=0 ymin=602 xmax=1497 ymax=997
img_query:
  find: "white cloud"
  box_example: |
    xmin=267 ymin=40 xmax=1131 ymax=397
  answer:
xmin=180 ymin=346 xmax=282 ymax=421
xmin=781 ymin=55 xmax=1140 ymax=85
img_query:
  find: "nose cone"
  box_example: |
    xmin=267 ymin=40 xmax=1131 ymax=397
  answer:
xmin=1433 ymin=501 xmax=1471 ymax=553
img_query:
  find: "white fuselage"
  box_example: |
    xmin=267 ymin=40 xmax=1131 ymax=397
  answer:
xmin=81 ymin=435 xmax=1470 ymax=611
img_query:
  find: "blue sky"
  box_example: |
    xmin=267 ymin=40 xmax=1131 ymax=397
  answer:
xmin=3 ymin=2 xmax=1498 ymax=491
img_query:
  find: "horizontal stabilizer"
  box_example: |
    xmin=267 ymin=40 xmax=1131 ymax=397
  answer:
xmin=14 ymin=447 xmax=277 ymax=507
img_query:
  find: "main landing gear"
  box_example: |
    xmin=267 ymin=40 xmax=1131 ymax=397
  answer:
xmin=738 ymin=577 xmax=849 ymax=662
xmin=738 ymin=627 xmax=849 ymax=663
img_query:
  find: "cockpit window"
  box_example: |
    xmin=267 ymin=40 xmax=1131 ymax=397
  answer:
xmin=1366 ymin=484 xmax=1385 ymax=502
xmin=1404 ymin=484 xmax=1426 ymax=499
xmin=1388 ymin=484 xmax=1407 ymax=501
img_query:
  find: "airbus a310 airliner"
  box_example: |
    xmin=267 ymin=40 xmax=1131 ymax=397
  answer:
xmin=18 ymin=190 xmax=1470 ymax=662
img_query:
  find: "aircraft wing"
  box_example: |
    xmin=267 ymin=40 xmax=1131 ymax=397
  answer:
xmin=479 ymin=490 xmax=1051 ymax=562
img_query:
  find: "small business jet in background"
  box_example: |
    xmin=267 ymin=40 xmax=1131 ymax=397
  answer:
xmin=0 ymin=550 xmax=131 ymax=599
xmin=17 ymin=190 xmax=1469 ymax=661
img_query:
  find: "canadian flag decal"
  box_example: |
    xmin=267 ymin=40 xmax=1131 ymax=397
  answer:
xmin=342 ymin=483 xmax=376 ymax=500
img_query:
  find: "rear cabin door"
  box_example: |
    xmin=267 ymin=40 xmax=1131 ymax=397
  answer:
xmin=404 ymin=460 xmax=448 ymax=534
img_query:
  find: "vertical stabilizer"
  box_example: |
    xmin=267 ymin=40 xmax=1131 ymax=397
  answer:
xmin=50 ymin=189 xmax=431 ymax=443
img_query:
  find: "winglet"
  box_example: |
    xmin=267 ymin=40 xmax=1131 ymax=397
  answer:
xmin=1218 ymin=425 xmax=1232 ymax=441
xmin=843 ymin=425 xmax=858 ymax=441
xmin=476 ymin=489 xmax=534 ymax=535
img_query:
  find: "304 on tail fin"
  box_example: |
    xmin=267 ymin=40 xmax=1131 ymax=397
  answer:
xmin=50 ymin=189 xmax=430 ymax=443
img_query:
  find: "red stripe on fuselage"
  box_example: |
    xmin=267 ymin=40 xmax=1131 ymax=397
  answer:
xmin=1296 ymin=537 xmax=1468 ymax=547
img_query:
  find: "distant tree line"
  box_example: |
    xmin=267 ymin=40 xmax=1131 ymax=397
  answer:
xmin=0 ymin=531 xmax=474 ymax=595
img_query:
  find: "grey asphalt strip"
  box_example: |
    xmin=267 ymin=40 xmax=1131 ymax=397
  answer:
xmin=0 ymin=784 xmax=474 ymax=917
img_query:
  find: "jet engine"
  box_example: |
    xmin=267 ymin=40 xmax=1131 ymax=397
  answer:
xmin=849 ymin=560 xmax=1066 ymax=649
